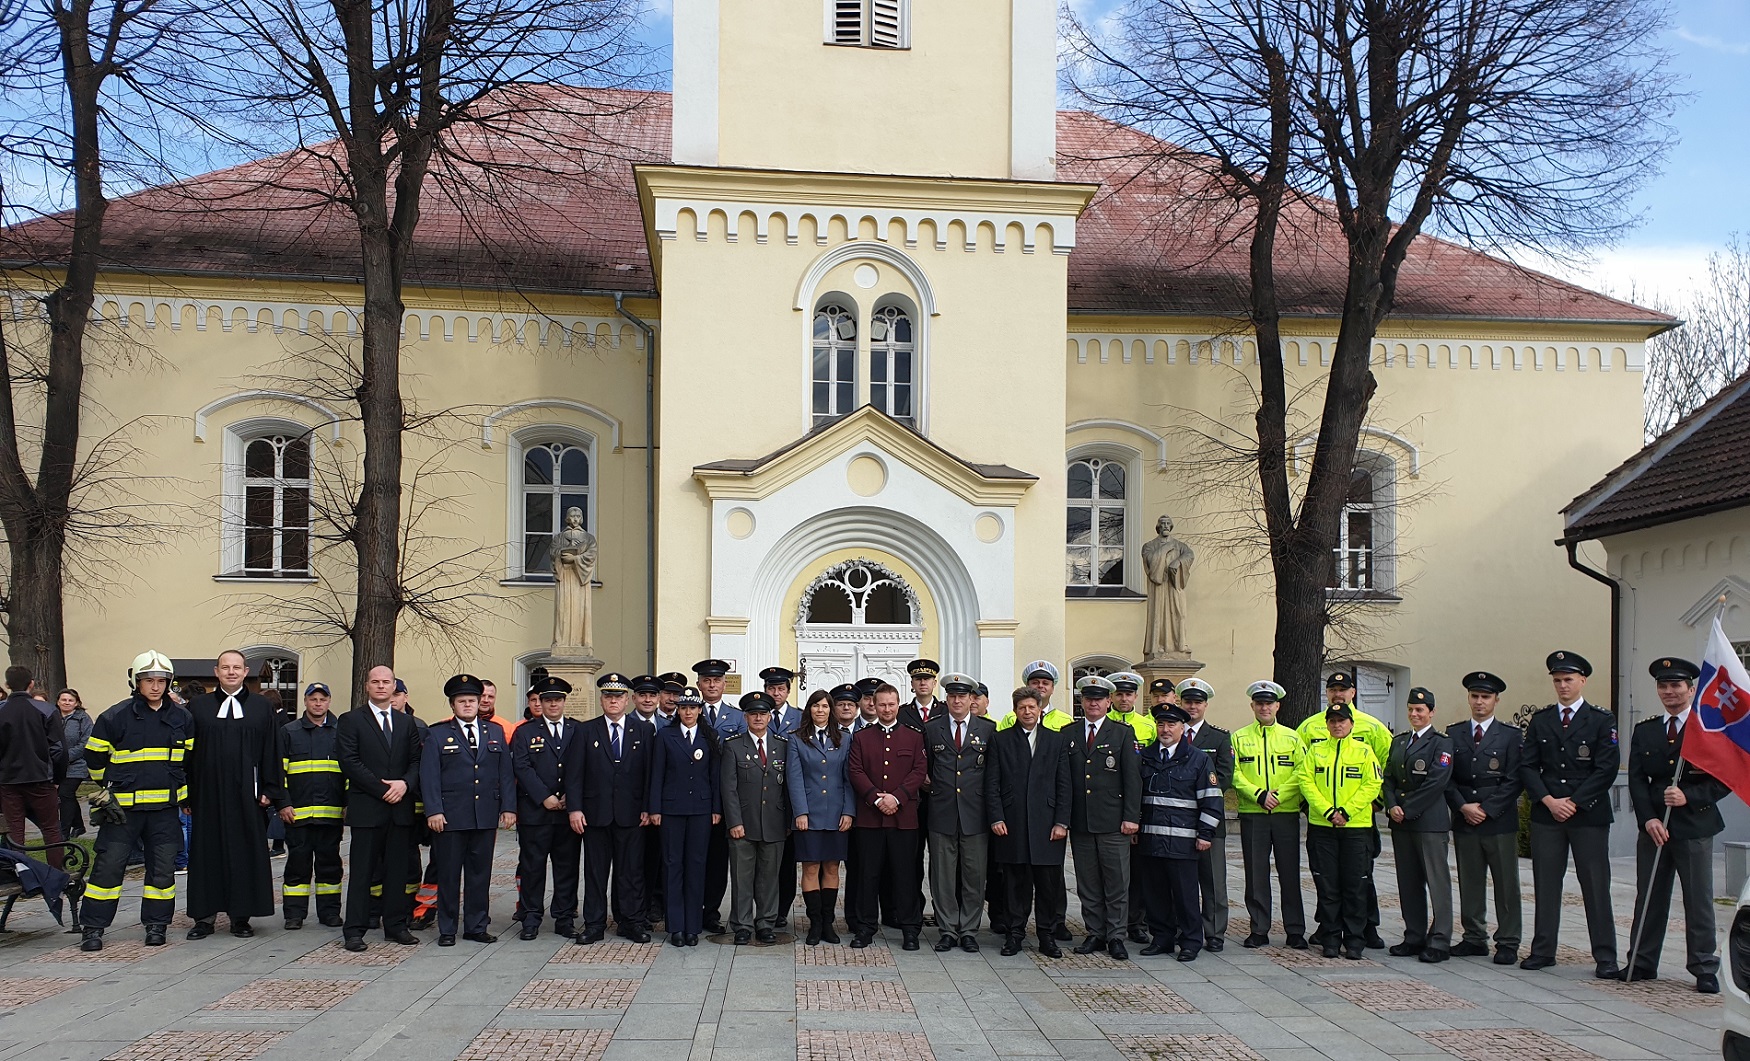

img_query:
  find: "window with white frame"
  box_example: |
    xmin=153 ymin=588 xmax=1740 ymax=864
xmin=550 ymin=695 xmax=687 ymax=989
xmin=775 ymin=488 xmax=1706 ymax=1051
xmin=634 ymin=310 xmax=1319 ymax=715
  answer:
xmin=237 ymin=431 xmax=312 ymax=577
xmin=868 ymin=303 xmax=916 ymax=428
xmin=520 ymin=437 xmax=591 ymax=578
xmin=1329 ymin=453 xmax=1396 ymax=594
xmin=826 ymin=0 xmax=908 ymax=48
xmin=812 ymin=301 xmax=858 ymax=428
xmin=1066 ymin=456 xmax=1127 ymax=591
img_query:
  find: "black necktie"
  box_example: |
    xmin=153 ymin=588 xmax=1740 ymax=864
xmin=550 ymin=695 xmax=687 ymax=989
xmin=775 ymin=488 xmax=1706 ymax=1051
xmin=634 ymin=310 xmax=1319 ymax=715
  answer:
xmin=1668 ymin=716 xmax=1679 ymax=742
xmin=1562 ymin=708 xmax=1573 ymax=727
xmin=1474 ymin=724 xmax=1483 ymax=746
xmin=379 ymin=709 xmax=393 ymax=739
xmin=611 ymin=722 xmax=622 ymax=760
xmin=465 ymin=722 xmax=476 ymax=750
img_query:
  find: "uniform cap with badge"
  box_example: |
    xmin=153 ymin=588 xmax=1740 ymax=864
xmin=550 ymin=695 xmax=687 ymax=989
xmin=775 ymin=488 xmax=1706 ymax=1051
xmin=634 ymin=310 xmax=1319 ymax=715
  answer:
xmin=1405 ymin=686 xmax=1435 ymax=708
xmin=1176 ymin=677 xmax=1213 ymax=702
xmin=1075 ymin=674 xmax=1115 ymax=699
xmin=1461 ymin=671 xmax=1506 ymax=694
xmin=1154 ymin=703 xmax=1191 ymax=724
xmin=854 ymin=677 xmax=883 ymax=697
xmin=1649 ymin=656 xmax=1700 ymax=682
xmin=658 ymin=671 xmax=688 ymax=692
xmin=692 ymin=659 xmax=731 ymax=678
xmin=444 ymin=673 xmax=484 ymax=700
xmin=976 ymin=682 xmax=989 ymax=698
xmin=1545 ymin=650 xmax=1592 ymax=676
xmin=595 ymin=673 xmax=630 ymax=694
xmin=675 ymin=687 xmax=704 ymax=707
xmin=830 ymin=683 xmax=861 ymax=703
xmin=739 ymin=691 xmax=775 ymax=714
xmin=534 ymin=675 xmax=573 ymax=699
xmin=1324 ymin=669 xmax=1356 ymax=690
xmin=906 ymin=659 xmax=940 ymax=679
xmin=1246 ymin=679 xmax=1286 ymax=703
xmin=1108 ymin=671 xmax=1143 ymax=693
xmin=1324 ymin=702 xmax=1354 ymax=722
xmin=631 ymin=674 xmax=663 ymax=694
xmin=940 ymin=672 xmax=978 ymax=695
xmin=1022 ymin=659 xmax=1060 ymax=684
xmin=759 ymin=666 xmax=795 ymax=686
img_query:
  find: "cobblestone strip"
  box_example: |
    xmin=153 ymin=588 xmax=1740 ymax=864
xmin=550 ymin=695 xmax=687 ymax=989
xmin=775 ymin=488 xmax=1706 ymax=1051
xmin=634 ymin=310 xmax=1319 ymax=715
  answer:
xmin=102 ymin=1031 xmax=289 ymax=1061
xmin=1109 ymin=1034 xmax=1267 ymax=1061
xmin=796 ymin=979 xmax=914 ymax=1013
xmin=506 ymin=978 xmax=642 ymax=1010
xmin=0 ymin=977 xmax=90 ymax=1006
xmin=794 ymin=942 xmax=896 ymax=967
xmin=1319 ymin=976 xmax=1477 ymax=1010
xmin=1416 ymin=1028 xmax=1604 ymax=1061
xmin=455 ymin=1028 xmax=612 ymax=1061
xmin=203 ymin=978 xmax=368 ymax=1011
xmin=797 ymin=1030 xmax=934 ymax=1061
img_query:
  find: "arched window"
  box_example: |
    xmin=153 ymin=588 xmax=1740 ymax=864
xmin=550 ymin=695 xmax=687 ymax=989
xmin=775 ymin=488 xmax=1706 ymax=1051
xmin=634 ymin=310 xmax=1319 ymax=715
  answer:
xmin=868 ymin=304 xmax=916 ymax=428
xmin=800 ymin=561 xmax=917 ymax=625
xmin=1330 ymin=452 xmax=1397 ymax=594
xmin=812 ymin=301 xmax=857 ymax=428
xmin=521 ymin=438 xmax=591 ymax=577
xmin=239 ymin=431 xmax=312 ymax=576
xmin=1066 ymin=456 xmax=1126 ymax=590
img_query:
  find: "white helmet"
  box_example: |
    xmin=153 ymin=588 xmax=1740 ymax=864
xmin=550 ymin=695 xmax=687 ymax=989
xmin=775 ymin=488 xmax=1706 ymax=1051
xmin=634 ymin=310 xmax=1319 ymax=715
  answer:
xmin=129 ymin=650 xmax=174 ymax=684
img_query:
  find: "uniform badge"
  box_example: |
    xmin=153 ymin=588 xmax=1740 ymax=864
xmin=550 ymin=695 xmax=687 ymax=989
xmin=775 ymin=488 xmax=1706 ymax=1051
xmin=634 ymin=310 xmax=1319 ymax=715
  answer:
xmin=1436 ymin=752 xmax=1451 ymax=767
xmin=1414 ymin=759 xmax=1426 ymax=771
xmin=530 ymin=737 xmax=545 ymax=751
xmin=693 ymin=748 xmax=704 ymax=761
xmin=1578 ymin=744 xmax=1591 ymax=758
xmin=1209 ymin=772 xmax=1219 ymax=786
xmin=976 ymin=754 xmax=985 ymax=767
xmin=1105 ymin=754 xmax=1116 ymax=769
xmin=1488 ymin=757 xmax=1500 ymax=771
xmin=593 ymin=740 xmax=600 ymax=748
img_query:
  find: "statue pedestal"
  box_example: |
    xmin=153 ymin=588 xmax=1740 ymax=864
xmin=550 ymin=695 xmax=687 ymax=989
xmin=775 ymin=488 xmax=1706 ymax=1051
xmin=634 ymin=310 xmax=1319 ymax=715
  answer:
xmin=544 ymin=653 xmax=604 ymax=720
xmin=1138 ymin=656 xmax=1206 ymax=694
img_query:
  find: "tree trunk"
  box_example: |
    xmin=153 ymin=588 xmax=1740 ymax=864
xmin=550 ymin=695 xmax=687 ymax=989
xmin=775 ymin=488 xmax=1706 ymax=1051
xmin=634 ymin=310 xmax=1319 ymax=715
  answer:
xmin=348 ymin=248 xmax=405 ymax=701
xmin=5 ymin=528 xmax=70 ymax=693
xmin=1271 ymin=560 xmax=1328 ymax=728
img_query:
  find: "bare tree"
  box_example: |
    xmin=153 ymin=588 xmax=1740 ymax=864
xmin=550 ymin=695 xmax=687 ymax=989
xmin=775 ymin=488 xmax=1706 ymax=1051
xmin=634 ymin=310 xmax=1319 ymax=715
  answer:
xmin=1643 ymin=237 xmax=1750 ymax=437
xmin=162 ymin=0 xmax=649 ymax=695
xmin=1072 ymin=0 xmax=1674 ymax=723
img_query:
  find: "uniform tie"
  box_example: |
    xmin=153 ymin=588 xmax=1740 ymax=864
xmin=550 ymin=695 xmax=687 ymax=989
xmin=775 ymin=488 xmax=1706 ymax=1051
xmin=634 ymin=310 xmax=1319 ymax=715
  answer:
xmin=1561 ymin=707 xmax=1573 ymax=727
xmin=1668 ymin=715 xmax=1679 ymax=742
xmin=465 ymin=721 xmax=477 ymax=749
xmin=1474 ymin=724 xmax=1483 ymax=746
xmin=611 ymin=721 xmax=622 ymax=760
xmin=1086 ymin=722 xmax=1097 ymax=750
xmin=955 ymin=720 xmax=964 ymax=750
xmin=757 ymin=736 xmax=768 ymax=767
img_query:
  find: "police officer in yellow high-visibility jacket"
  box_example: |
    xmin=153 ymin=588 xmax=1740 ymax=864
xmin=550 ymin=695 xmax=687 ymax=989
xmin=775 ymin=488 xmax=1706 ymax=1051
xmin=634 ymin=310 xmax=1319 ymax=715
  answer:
xmin=1231 ymin=680 xmax=1308 ymax=949
xmin=1299 ymin=670 xmax=1392 ymax=948
xmin=1298 ymin=703 xmax=1383 ymax=960
xmin=995 ymin=661 xmax=1075 ymax=732
xmin=279 ymin=683 xmax=346 ymax=930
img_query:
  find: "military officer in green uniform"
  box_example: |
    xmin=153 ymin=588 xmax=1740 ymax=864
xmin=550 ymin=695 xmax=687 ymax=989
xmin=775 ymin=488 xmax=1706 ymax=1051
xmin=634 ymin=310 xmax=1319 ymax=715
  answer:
xmin=1623 ymin=656 xmax=1726 ymax=992
xmin=1381 ymin=687 xmax=1454 ymax=962
xmin=1445 ymin=671 xmax=1523 ymax=964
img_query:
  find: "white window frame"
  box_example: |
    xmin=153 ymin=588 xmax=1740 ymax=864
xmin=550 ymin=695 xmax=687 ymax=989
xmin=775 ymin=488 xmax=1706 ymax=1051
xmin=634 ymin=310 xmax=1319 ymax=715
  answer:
xmin=506 ymin=425 xmax=597 ymax=582
xmin=1328 ymin=450 xmax=1398 ymax=597
xmin=868 ymin=296 xmax=918 ymax=430
xmin=811 ymin=296 xmax=859 ymax=429
xmin=219 ymin=416 xmax=317 ymax=580
xmin=824 ymin=0 xmax=909 ymax=48
xmin=1064 ymin=443 xmax=1144 ymax=596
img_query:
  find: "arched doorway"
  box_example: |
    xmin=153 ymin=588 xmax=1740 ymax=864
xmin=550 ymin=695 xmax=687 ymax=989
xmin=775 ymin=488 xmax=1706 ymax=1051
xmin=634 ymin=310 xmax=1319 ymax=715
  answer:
xmin=794 ymin=559 xmax=923 ymax=692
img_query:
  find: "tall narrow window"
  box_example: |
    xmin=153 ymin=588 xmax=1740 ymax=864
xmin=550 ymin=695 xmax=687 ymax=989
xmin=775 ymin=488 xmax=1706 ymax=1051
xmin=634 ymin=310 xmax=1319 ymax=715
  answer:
xmin=812 ymin=302 xmax=857 ymax=428
xmin=242 ymin=433 xmax=312 ymax=576
xmin=522 ymin=440 xmax=591 ymax=576
xmin=1328 ymin=454 xmax=1395 ymax=594
xmin=868 ymin=304 xmax=915 ymax=428
xmin=825 ymin=0 xmax=908 ymax=48
xmin=1066 ymin=457 xmax=1126 ymax=589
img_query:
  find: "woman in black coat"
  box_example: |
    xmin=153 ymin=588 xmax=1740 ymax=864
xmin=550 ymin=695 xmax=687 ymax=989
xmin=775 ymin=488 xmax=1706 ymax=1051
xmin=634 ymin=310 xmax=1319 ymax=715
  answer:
xmin=647 ymin=689 xmax=720 ymax=946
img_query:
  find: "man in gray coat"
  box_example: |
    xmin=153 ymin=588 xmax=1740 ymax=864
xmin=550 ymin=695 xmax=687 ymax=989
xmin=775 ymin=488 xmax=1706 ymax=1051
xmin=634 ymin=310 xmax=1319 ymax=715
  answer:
xmin=924 ymin=672 xmax=997 ymax=953
xmin=1068 ymin=675 xmax=1142 ymax=961
xmin=720 ymin=692 xmax=791 ymax=945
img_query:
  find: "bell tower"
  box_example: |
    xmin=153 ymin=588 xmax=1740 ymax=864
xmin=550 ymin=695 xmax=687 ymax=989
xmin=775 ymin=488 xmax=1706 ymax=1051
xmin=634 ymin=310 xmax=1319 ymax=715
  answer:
xmin=672 ymin=0 xmax=1057 ymax=180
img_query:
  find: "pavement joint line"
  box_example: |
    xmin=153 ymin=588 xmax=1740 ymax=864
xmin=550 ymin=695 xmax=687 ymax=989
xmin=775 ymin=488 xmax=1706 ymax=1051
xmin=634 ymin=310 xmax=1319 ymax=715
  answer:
xmin=342 ymin=943 xmax=498 ymax=1061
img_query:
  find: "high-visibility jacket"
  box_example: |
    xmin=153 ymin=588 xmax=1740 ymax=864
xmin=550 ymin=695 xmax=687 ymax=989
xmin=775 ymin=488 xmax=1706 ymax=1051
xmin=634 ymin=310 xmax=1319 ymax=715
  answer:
xmin=1297 ymin=706 xmax=1392 ymax=764
xmin=1111 ymin=709 xmax=1157 ymax=749
xmin=85 ymin=696 xmax=194 ymax=809
xmin=996 ymin=707 xmax=1074 ymax=732
xmin=1230 ymin=721 xmax=1305 ymax=814
xmin=282 ymin=713 xmax=345 ymax=823
xmin=1297 ymin=736 xmax=1382 ymax=829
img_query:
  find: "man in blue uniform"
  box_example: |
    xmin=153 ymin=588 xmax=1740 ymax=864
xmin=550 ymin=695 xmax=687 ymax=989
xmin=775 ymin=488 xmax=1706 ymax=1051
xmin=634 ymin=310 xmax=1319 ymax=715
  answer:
xmin=695 ymin=659 xmax=741 ymax=934
xmin=510 ymin=675 xmax=582 ymax=939
xmin=421 ymin=674 xmax=516 ymax=946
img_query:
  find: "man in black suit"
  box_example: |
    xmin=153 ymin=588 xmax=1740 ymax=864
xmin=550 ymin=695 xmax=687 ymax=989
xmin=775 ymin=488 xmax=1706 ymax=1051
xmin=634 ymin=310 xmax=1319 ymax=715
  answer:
xmin=1520 ymin=650 xmax=1619 ymax=978
xmin=1624 ymin=656 xmax=1728 ymax=992
xmin=337 ymin=665 xmax=423 ymax=951
xmin=1446 ymin=671 xmax=1523 ymax=965
xmin=569 ymin=672 xmax=656 ymax=944
xmin=987 ymin=686 xmax=1072 ymax=958
xmin=511 ymin=675 xmax=583 ymax=940
xmin=1382 ymin=687 xmax=1454 ymax=963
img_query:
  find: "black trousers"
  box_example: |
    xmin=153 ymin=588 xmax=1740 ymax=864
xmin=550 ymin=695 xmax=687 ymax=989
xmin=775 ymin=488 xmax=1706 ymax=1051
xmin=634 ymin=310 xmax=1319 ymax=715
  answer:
xmin=58 ymin=777 xmax=85 ymax=836
xmin=583 ymin=822 xmax=646 ymax=934
xmin=1139 ymin=854 xmax=1202 ymax=951
xmin=1529 ymin=820 xmax=1615 ymax=964
xmin=662 ymin=813 xmax=710 ymax=935
xmin=777 ymin=831 xmax=798 ymax=923
xmin=517 ymin=822 xmax=582 ymax=929
xmin=283 ymin=821 xmax=343 ymax=920
xmin=430 ymin=827 xmax=496 ymax=936
xmin=850 ymin=828 xmax=921 ymax=936
xmin=643 ymin=821 xmax=666 ymax=922
xmin=346 ymin=824 xmax=413 ymax=938
xmin=1001 ymin=862 xmax=1067 ymax=941
xmin=986 ymin=842 xmax=1010 ymax=934
xmin=1307 ymin=827 xmax=1372 ymax=946
xmin=703 ymin=818 xmax=729 ymax=927
xmin=1365 ymin=824 xmax=1382 ymax=932
xmin=84 ymin=806 xmax=180 ymax=929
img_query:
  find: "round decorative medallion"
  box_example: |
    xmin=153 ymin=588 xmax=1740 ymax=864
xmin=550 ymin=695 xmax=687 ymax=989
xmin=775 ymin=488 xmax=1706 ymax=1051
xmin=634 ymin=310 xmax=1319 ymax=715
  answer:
xmin=726 ymin=507 xmax=756 ymax=539
xmin=847 ymin=454 xmax=887 ymax=497
xmin=974 ymin=512 xmax=1004 ymax=543
xmin=853 ymin=263 xmax=879 ymax=289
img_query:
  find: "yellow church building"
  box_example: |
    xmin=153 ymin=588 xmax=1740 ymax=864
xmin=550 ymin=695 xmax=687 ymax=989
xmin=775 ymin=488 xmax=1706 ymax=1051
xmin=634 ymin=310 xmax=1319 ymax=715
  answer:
xmin=2 ymin=0 xmax=1670 ymax=730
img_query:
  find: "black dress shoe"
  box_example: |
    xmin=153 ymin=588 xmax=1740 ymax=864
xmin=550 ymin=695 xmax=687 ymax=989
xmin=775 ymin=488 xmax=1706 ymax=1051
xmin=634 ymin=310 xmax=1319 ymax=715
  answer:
xmin=1520 ymin=954 xmax=1555 ymax=970
xmin=1594 ymin=962 xmax=1621 ymax=980
xmin=387 ymin=930 xmax=419 ymax=945
xmin=1286 ymin=934 xmax=1308 ymax=950
xmin=670 ymin=933 xmax=686 ymax=947
xmin=231 ymin=919 xmax=254 ymax=938
xmin=1107 ymin=939 xmax=1129 ymax=961
xmin=1000 ymin=937 xmax=1022 ymax=956
xmin=284 ymin=918 xmax=304 ymax=931
xmin=934 ymin=934 xmax=956 ymax=952
xmin=703 ymin=919 xmax=726 ymax=934
xmin=463 ymin=931 xmax=497 ymax=944
xmin=1176 ymin=948 xmax=1198 ymax=962
xmin=902 ymin=933 xmax=920 ymax=951
xmin=1038 ymin=939 xmax=1063 ymax=959
xmin=554 ymin=922 xmax=575 ymax=938
xmin=756 ymin=929 xmax=777 ymax=944
xmin=685 ymin=933 xmax=700 ymax=946
xmin=579 ymin=928 xmax=606 ymax=945
xmin=733 ymin=930 xmax=752 ymax=945
xmin=186 ymin=920 xmax=215 ymax=940
xmin=627 ymin=929 xmax=652 ymax=944
xmin=1617 ymin=966 xmax=1657 ymax=982
xmin=1418 ymin=949 xmax=1449 ymax=964
xmin=1128 ymin=927 xmax=1151 ymax=945
xmin=850 ymin=934 xmax=872 ymax=949
xmin=1343 ymin=945 xmax=1366 ymax=960
xmin=1053 ymin=924 xmax=1073 ymax=941
xmin=319 ymin=914 xmax=344 ymax=928
xmin=1492 ymin=949 xmax=1516 ymax=965
xmin=1364 ymin=930 xmax=1386 ymax=950
xmin=1242 ymin=933 xmax=1268 ymax=949
xmin=1699 ymin=973 xmax=1721 ymax=994
xmin=1322 ymin=941 xmax=1341 ymax=959
xmin=1204 ymin=938 xmax=1224 ymax=953
xmin=1074 ymin=936 xmax=1104 ymax=955
xmin=960 ymin=936 xmax=979 ymax=954
xmin=344 ymin=937 xmax=367 ymax=952
xmin=438 ymin=934 xmax=456 ymax=947
xmin=409 ymin=913 xmax=432 ymax=930
xmin=1141 ymin=939 xmax=1174 ymax=956
xmin=143 ymin=925 xmax=166 ymax=947
xmin=1450 ymin=940 xmax=1489 ymax=957
xmin=1389 ymin=943 xmax=1422 ymax=957
xmin=520 ymin=923 xmax=540 ymax=940
xmin=80 ymin=928 xmax=104 ymax=952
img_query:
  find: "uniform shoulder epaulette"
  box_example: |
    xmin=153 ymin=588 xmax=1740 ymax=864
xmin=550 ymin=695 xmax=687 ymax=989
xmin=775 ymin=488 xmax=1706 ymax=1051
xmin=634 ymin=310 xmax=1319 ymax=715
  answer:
xmin=1534 ymin=704 xmax=1558 ymax=715
xmin=1632 ymin=715 xmax=1665 ymax=729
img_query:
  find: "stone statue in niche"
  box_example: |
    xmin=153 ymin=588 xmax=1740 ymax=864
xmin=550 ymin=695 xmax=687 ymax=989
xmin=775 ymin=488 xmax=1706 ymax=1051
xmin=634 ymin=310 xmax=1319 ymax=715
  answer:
xmin=1141 ymin=514 xmax=1194 ymax=660
xmin=551 ymin=506 xmax=597 ymax=653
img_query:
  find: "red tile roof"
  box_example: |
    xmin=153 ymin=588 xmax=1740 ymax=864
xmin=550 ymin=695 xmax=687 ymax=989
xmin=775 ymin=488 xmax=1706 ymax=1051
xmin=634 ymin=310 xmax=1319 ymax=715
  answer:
xmin=1562 ymin=371 xmax=1750 ymax=541
xmin=0 ymin=87 xmax=1671 ymax=327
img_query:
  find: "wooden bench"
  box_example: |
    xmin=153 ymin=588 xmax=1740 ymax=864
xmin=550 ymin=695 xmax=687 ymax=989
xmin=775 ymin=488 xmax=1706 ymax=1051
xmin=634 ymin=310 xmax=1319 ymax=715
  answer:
xmin=0 ymin=832 xmax=90 ymax=931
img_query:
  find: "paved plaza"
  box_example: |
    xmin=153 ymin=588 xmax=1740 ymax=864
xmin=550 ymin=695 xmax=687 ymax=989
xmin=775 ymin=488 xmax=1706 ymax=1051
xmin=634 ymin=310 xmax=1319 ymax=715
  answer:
xmin=0 ymin=837 xmax=1725 ymax=1061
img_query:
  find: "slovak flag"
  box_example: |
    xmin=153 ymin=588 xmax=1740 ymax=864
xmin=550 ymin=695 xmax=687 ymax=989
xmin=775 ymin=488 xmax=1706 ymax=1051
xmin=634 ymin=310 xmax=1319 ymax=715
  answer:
xmin=1683 ymin=617 xmax=1750 ymax=804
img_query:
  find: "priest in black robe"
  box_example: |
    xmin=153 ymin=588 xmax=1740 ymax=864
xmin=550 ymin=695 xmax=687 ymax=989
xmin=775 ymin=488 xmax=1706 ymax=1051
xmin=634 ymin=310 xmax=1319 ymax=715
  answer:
xmin=184 ymin=650 xmax=286 ymax=938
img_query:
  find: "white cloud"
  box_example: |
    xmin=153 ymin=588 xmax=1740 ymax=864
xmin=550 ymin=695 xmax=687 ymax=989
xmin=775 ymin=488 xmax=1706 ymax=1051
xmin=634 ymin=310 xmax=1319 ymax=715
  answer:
xmin=1525 ymin=243 xmax=1724 ymax=307
xmin=1673 ymin=26 xmax=1750 ymax=55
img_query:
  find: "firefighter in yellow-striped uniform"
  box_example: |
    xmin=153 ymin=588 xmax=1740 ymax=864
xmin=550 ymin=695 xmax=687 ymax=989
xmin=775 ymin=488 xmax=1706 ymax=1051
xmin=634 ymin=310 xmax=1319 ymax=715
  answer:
xmin=280 ymin=682 xmax=346 ymax=929
xmin=79 ymin=651 xmax=195 ymax=952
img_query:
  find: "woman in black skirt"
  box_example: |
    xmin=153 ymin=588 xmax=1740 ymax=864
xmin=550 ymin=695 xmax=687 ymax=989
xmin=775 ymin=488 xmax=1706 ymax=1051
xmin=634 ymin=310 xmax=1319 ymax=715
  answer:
xmin=786 ymin=688 xmax=855 ymax=944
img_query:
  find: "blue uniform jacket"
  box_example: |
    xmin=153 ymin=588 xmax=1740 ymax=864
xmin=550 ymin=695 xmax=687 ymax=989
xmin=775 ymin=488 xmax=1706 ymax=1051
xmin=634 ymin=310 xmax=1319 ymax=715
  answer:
xmin=1137 ymin=739 xmax=1224 ymax=860
xmin=510 ymin=716 xmax=575 ymax=824
xmin=419 ymin=717 xmax=515 ymax=830
xmin=701 ymin=702 xmax=746 ymax=738
xmin=648 ymin=723 xmax=721 ymax=817
xmin=768 ymin=706 xmax=804 ymax=737
xmin=785 ymin=726 xmax=855 ymax=829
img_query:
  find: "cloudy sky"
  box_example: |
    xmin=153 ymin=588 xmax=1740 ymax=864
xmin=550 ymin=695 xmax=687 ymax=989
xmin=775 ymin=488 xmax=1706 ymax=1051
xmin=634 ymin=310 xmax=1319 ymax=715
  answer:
xmin=640 ymin=0 xmax=1748 ymax=304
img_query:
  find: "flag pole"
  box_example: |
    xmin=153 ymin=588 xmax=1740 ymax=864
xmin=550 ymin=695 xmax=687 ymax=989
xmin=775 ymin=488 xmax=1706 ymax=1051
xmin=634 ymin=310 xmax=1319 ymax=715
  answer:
xmin=1624 ymin=593 xmax=1726 ymax=984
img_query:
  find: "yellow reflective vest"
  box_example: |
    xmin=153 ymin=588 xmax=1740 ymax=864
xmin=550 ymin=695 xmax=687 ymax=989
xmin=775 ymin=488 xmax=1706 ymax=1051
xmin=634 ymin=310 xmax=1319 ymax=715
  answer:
xmin=1298 ymin=737 xmax=1383 ymax=828
xmin=1111 ymin=709 xmax=1157 ymax=748
xmin=1297 ymin=705 xmax=1393 ymax=764
xmin=1230 ymin=721 xmax=1305 ymax=814
xmin=996 ymin=707 xmax=1074 ymax=732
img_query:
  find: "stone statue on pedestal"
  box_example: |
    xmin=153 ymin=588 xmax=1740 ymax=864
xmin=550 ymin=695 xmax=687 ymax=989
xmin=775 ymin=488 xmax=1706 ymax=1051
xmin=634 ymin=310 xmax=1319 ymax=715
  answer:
xmin=551 ymin=506 xmax=596 ymax=654
xmin=1141 ymin=514 xmax=1194 ymax=661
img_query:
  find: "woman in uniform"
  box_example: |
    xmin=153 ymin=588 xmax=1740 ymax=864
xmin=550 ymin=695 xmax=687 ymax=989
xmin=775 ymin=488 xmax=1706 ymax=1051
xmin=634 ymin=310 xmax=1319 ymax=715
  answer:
xmin=787 ymin=688 xmax=855 ymax=944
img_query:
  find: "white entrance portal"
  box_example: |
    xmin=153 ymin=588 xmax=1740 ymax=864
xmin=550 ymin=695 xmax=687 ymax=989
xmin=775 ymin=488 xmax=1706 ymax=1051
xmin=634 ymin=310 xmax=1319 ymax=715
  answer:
xmin=794 ymin=560 xmax=924 ymax=691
